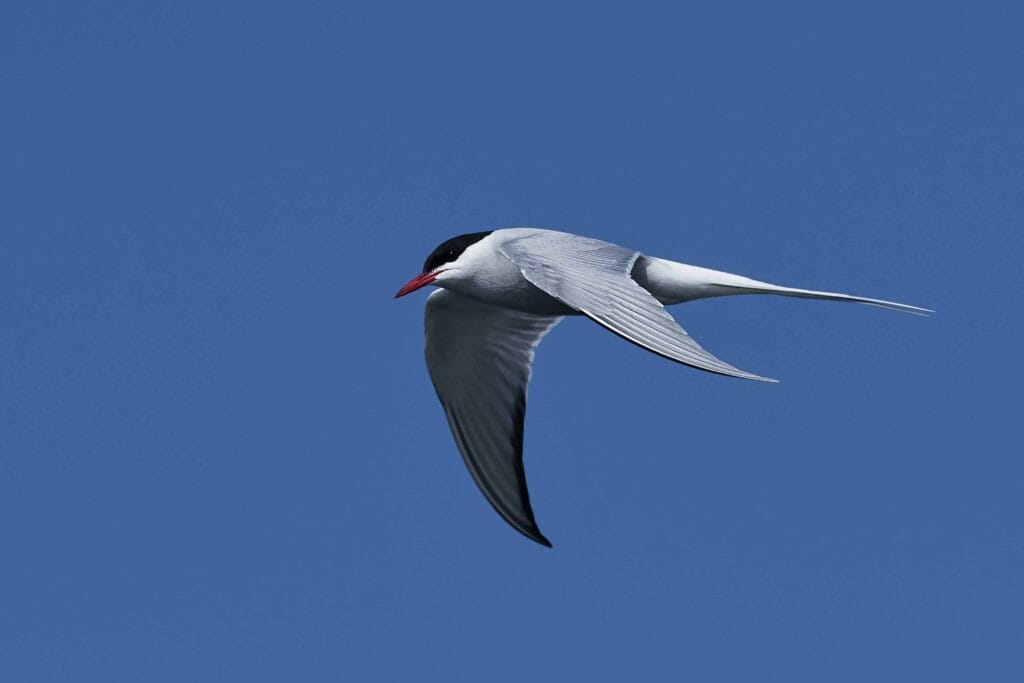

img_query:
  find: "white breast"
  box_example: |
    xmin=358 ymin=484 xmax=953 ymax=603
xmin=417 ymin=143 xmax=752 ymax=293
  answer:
xmin=438 ymin=230 xmax=577 ymax=316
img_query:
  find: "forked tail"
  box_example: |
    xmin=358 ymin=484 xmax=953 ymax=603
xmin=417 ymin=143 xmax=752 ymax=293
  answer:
xmin=715 ymin=281 xmax=932 ymax=315
xmin=633 ymin=256 xmax=932 ymax=315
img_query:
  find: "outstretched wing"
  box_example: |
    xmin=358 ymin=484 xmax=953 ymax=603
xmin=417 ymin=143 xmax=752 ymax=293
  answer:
xmin=424 ymin=289 xmax=563 ymax=547
xmin=499 ymin=229 xmax=776 ymax=382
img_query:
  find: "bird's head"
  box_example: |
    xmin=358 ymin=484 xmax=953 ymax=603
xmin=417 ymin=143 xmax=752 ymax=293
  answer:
xmin=394 ymin=231 xmax=493 ymax=298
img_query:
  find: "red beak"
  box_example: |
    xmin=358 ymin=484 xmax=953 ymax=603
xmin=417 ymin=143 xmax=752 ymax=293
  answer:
xmin=395 ymin=271 xmax=439 ymax=298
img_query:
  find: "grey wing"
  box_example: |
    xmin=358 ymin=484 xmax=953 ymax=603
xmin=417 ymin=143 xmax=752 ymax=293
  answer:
xmin=424 ymin=289 xmax=563 ymax=547
xmin=499 ymin=230 xmax=776 ymax=382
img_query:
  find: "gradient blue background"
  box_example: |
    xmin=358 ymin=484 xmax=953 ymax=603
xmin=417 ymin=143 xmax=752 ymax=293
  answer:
xmin=3 ymin=2 xmax=1022 ymax=680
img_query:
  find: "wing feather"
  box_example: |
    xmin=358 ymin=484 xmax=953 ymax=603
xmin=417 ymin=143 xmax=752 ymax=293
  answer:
xmin=499 ymin=230 xmax=776 ymax=382
xmin=425 ymin=289 xmax=562 ymax=547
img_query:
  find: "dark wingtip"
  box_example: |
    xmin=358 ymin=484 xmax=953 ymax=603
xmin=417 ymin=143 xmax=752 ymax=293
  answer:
xmin=521 ymin=525 xmax=553 ymax=548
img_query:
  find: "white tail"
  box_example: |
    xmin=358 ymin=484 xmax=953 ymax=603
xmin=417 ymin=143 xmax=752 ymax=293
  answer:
xmin=633 ymin=256 xmax=932 ymax=315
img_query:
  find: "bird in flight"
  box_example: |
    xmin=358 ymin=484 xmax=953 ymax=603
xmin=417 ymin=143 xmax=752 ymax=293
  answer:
xmin=395 ymin=228 xmax=928 ymax=547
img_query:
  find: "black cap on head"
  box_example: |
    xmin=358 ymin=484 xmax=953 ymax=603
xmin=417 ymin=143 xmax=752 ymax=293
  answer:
xmin=423 ymin=231 xmax=493 ymax=273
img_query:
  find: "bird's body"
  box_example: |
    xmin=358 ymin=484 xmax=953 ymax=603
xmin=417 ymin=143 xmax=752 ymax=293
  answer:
xmin=420 ymin=228 xmax=924 ymax=314
xmin=396 ymin=228 xmax=928 ymax=547
xmin=431 ymin=229 xmax=576 ymax=316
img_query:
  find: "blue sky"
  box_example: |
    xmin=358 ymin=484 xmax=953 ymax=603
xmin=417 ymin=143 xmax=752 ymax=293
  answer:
xmin=2 ymin=2 xmax=1022 ymax=680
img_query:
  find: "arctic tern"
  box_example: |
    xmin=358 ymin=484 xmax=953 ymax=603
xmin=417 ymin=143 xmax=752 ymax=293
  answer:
xmin=395 ymin=228 xmax=928 ymax=547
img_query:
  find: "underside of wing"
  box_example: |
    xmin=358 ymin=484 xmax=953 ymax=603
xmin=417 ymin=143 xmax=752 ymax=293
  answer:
xmin=424 ymin=289 xmax=563 ymax=547
xmin=498 ymin=230 xmax=776 ymax=382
